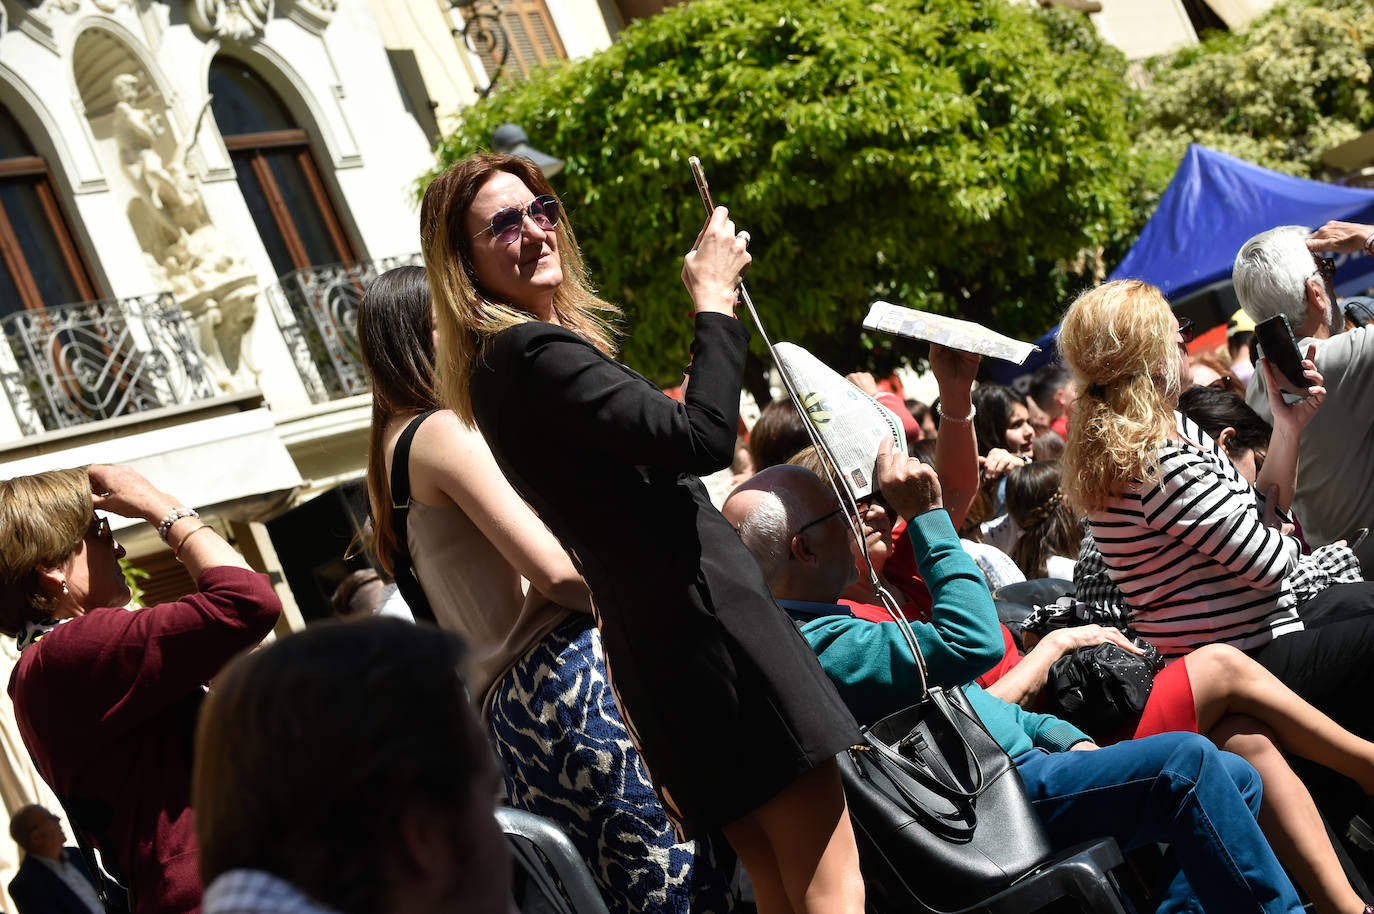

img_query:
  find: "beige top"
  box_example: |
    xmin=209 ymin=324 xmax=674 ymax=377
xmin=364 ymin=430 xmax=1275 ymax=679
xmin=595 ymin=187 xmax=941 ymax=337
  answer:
xmin=407 ymin=499 xmax=573 ymax=717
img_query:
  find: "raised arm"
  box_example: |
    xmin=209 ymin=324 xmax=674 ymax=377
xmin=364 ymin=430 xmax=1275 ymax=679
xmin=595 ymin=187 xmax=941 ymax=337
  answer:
xmin=27 ymin=465 xmax=279 ymax=741
xmin=406 ymin=411 xmax=591 ymax=611
xmin=488 ymin=207 xmax=753 ymax=476
xmin=876 ymin=439 xmax=1003 ymax=686
xmin=1253 ymin=351 xmax=1324 ymax=516
xmin=929 ymin=344 xmax=979 ymax=529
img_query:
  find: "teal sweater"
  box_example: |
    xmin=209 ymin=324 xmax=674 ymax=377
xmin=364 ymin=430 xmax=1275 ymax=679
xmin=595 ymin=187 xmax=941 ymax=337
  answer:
xmin=784 ymin=509 xmax=1090 ymax=757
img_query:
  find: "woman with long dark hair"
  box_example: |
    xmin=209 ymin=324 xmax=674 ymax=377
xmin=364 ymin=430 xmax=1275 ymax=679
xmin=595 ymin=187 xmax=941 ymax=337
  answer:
xmin=357 ymin=265 xmax=734 ymax=914
xmin=422 ymin=154 xmax=864 ymax=914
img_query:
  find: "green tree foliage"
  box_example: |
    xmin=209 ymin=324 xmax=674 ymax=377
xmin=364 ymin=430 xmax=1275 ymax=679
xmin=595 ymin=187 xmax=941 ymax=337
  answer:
xmin=428 ymin=0 xmax=1141 ymax=388
xmin=1135 ymin=0 xmax=1374 ymax=196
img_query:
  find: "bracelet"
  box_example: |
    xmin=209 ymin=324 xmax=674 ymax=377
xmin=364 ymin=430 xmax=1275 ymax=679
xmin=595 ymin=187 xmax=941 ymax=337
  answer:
xmin=173 ymin=524 xmax=214 ymax=561
xmin=157 ymin=506 xmax=199 ymax=541
xmin=937 ymin=402 xmax=976 ymax=425
xmin=1364 ymin=231 xmax=1374 ymax=256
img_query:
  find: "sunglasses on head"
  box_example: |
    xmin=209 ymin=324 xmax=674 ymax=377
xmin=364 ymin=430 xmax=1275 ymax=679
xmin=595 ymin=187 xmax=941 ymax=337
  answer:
xmin=472 ymin=195 xmax=561 ymax=245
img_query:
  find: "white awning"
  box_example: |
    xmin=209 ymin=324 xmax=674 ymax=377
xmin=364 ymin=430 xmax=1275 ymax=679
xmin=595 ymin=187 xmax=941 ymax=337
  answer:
xmin=0 ymin=406 xmax=303 ymax=530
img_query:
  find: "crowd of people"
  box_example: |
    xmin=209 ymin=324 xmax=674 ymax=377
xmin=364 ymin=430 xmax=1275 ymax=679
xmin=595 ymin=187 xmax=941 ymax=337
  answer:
xmin=1 ymin=150 xmax=1374 ymax=914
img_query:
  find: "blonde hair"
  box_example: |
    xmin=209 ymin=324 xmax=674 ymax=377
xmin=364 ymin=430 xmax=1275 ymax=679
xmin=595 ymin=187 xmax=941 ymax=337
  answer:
xmin=0 ymin=467 xmax=91 ymax=632
xmin=1058 ymin=280 xmax=1180 ymax=513
xmin=419 ymin=154 xmax=620 ymax=423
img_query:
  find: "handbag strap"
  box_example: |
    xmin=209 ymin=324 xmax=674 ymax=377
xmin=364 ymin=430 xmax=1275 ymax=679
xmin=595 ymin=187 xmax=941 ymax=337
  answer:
xmin=870 ymin=688 xmax=987 ymax=800
xmin=389 ymin=409 xmax=440 ymax=625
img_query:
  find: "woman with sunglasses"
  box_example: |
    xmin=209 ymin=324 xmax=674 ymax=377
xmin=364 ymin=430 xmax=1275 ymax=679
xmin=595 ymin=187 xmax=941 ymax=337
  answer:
xmin=357 ymin=266 xmax=735 ymax=914
xmin=0 ymin=464 xmax=280 ymax=914
xmin=423 ymin=154 xmax=864 ymax=914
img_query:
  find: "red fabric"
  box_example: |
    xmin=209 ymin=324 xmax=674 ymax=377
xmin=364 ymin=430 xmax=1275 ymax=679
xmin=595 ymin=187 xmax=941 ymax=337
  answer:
xmin=10 ymin=566 xmax=280 ymax=914
xmin=869 ymin=522 xmax=934 ymax=620
xmin=1050 ymin=415 xmax=1069 ymax=439
xmin=875 ymin=392 xmax=921 ymax=442
xmin=1129 ymin=659 xmax=1198 ymax=739
xmin=975 ymin=625 xmax=1023 ymax=689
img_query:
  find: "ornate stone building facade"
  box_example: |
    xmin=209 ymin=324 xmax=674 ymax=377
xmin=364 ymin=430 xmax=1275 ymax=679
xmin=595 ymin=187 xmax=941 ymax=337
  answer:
xmin=0 ymin=0 xmax=615 ymax=894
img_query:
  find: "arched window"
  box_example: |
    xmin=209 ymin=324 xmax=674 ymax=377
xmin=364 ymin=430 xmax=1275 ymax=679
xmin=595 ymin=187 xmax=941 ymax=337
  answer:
xmin=209 ymin=59 xmax=357 ymax=276
xmin=0 ymin=104 xmax=98 ymax=317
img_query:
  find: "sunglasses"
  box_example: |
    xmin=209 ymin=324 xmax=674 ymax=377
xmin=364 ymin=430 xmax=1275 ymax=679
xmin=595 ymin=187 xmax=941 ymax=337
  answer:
xmin=1176 ymin=317 xmax=1195 ymax=345
xmin=86 ymin=515 xmax=112 ymax=546
xmin=1313 ymin=253 xmax=1336 ymax=282
xmin=472 ymin=195 xmax=561 ymax=245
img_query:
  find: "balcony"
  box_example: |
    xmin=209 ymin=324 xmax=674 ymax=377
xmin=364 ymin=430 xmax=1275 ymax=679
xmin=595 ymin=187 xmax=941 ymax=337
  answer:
xmin=266 ymin=255 xmax=422 ymax=403
xmin=0 ymin=293 xmax=219 ymax=436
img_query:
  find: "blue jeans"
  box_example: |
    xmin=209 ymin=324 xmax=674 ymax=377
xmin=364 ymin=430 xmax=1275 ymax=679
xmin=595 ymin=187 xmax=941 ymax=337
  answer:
xmin=1015 ymin=731 xmax=1302 ymax=914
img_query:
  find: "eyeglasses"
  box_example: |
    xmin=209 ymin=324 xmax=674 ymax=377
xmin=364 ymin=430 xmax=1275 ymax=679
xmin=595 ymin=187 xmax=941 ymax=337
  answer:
xmin=1176 ymin=317 xmax=1195 ymax=345
xmin=86 ymin=515 xmax=112 ymax=545
xmin=1313 ymin=253 xmax=1336 ymax=282
xmin=794 ymin=507 xmax=843 ymax=540
xmin=472 ymin=195 xmax=561 ymax=245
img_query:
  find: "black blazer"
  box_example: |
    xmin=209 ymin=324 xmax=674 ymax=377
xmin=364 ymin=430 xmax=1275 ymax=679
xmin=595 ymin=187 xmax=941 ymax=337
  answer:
xmin=471 ymin=312 xmax=859 ymax=833
xmin=9 ymin=848 xmax=105 ymax=914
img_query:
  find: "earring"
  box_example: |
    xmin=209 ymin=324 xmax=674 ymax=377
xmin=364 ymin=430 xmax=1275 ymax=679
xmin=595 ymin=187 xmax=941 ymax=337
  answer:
xmin=59 ymin=580 xmax=68 ymax=595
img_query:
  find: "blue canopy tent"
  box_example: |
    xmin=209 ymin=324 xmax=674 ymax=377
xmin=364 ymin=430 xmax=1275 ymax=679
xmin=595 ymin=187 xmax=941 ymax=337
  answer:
xmin=988 ymin=144 xmax=1374 ymax=389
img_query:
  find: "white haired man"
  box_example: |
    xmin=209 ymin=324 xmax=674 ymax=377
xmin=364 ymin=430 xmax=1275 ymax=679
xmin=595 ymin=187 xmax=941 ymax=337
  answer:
xmin=1235 ymin=220 xmax=1374 ymax=548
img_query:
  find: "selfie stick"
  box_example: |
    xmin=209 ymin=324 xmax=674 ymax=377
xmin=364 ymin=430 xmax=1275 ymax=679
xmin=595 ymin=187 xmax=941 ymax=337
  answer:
xmin=687 ymin=156 xmax=922 ymax=677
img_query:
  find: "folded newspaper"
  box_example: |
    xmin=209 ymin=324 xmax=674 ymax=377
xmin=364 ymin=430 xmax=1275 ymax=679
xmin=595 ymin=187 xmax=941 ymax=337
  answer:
xmin=773 ymin=342 xmax=906 ymax=501
xmin=862 ymin=301 xmax=1039 ymax=364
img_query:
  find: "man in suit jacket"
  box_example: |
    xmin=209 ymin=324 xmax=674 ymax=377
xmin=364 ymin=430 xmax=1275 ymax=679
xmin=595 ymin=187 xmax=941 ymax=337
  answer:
xmin=8 ymin=805 xmax=105 ymax=914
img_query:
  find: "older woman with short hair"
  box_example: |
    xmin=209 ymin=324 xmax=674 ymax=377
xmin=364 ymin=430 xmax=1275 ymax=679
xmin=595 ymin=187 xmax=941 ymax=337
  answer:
xmin=0 ymin=464 xmax=281 ymax=914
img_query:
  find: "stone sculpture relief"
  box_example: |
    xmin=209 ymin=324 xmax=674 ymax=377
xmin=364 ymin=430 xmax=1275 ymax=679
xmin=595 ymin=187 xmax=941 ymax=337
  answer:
xmin=111 ymin=74 xmax=261 ymax=393
xmin=186 ymin=0 xmax=271 ymax=41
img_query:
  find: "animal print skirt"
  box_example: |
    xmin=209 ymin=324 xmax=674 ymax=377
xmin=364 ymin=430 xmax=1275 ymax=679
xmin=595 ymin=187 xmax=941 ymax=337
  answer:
xmin=488 ymin=614 xmax=737 ymax=914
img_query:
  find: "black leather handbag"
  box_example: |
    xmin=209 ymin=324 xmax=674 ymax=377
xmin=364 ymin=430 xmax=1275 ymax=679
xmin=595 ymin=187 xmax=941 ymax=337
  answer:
xmin=1044 ymin=640 xmax=1163 ymax=741
xmin=838 ymin=618 xmax=1057 ymax=913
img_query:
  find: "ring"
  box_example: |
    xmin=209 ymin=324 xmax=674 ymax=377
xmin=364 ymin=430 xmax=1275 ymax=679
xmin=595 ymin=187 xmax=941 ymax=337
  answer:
xmin=739 ymin=231 xmax=751 ymax=245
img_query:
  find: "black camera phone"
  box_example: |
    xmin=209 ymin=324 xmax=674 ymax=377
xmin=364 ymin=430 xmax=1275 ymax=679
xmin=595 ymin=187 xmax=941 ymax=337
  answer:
xmin=1254 ymin=314 xmax=1310 ymax=405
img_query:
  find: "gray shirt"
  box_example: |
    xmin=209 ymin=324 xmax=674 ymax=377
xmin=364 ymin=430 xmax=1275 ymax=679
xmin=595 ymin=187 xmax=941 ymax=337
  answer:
xmin=1247 ymin=324 xmax=1374 ymax=546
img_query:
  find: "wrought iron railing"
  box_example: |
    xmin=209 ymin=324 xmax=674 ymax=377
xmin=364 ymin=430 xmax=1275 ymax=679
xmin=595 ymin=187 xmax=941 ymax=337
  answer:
xmin=0 ymin=293 xmax=218 ymax=436
xmin=266 ymin=255 xmax=422 ymax=403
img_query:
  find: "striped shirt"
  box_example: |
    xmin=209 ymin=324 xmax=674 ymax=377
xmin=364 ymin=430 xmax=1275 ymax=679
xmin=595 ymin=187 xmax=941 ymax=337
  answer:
xmin=1087 ymin=413 xmax=1304 ymax=658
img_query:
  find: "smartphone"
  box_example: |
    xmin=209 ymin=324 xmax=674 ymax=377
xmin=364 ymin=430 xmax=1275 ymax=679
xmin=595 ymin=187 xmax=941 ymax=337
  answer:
xmin=1350 ymin=527 xmax=1370 ymax=552
xmin=1254 ymin=314 xmax=1310 ymax=404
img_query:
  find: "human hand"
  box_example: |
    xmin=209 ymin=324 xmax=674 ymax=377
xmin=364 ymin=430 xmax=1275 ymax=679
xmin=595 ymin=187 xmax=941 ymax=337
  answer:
xmin=845 ymin=372 xmax=879 ymax=396
xmin=88 ymin=464 xmax=177 ymax=525
xmin=930 ymin=343 xmax=979 ymax=393
xmin=1069 ymin=741 xmax=1100 ymax=751
xmin=1040 ymin=624 xmax=1144 ymax=660
xmin=681 ymin=206 xmax=751 ymax=316
xmin=876 ymin=437 xmax=942 ymax=519
xmin=1307 ymin=221 xmax=1374 ymax=255
xmin=1261 ymin=347 xmax=1325 ymax=435
xmin=980 ymin=447 xmax=1025 ymax=481
xmin=1259 ymin=483 xmax=1295 ymax=535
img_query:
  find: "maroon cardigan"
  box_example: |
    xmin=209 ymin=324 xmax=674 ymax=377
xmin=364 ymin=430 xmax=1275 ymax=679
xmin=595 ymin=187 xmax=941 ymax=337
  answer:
xmin=9 ymin=566 xmax=281 ymax=914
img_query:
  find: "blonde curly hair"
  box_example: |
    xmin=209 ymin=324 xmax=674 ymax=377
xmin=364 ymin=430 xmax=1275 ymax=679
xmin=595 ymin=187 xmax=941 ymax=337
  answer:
xmin=1059 ymin=280 xmax=1181 ymax=513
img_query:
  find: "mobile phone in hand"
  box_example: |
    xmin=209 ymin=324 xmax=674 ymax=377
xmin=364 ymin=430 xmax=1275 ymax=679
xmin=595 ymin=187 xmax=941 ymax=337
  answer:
xmin=1254 ymin=314 xmax=1310 ymax=405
